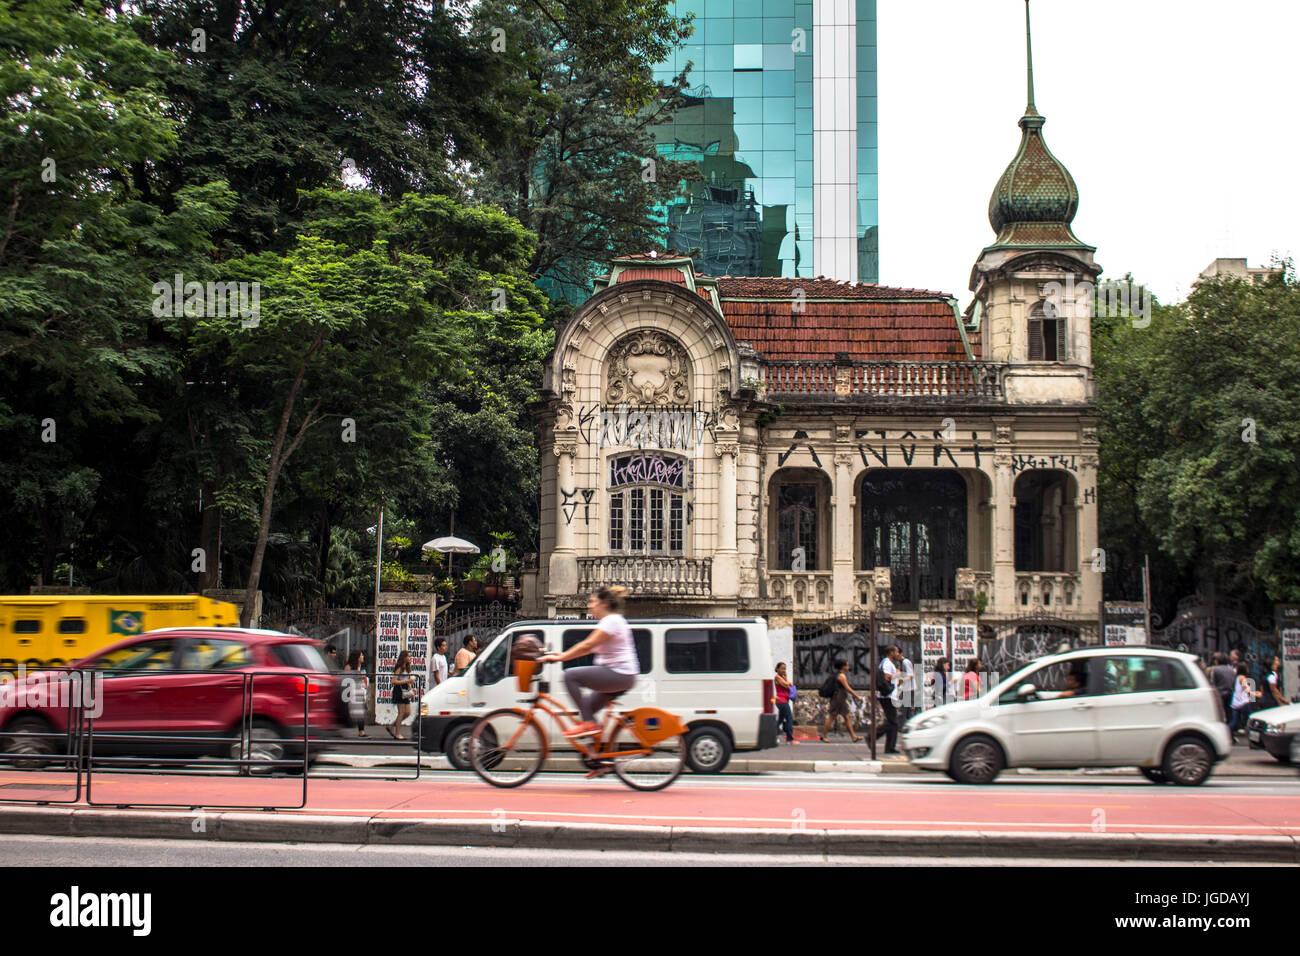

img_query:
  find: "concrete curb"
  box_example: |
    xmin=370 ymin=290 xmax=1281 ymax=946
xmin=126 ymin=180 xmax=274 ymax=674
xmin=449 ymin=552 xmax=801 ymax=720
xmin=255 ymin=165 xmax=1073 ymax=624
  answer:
xmin=0 ymin=807 xmax=1295 ymax=862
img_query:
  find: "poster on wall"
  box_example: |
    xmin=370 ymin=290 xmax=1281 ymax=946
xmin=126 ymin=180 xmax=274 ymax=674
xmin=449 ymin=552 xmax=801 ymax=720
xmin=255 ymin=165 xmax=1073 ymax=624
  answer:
xmin=405 ymin=612 xmax=430 ymax=711
xmin=920 ymin=624 xmax=949 ymax=708
xmin=1282 ymin=629 xmax=1300 ymax=704
xmin=1104 ymin=625 xmax=1128 ymax=647
xmin=951 ymin=624 xmax=979 ymax=694
xmin=374 ymin=611 xmax=403 ymax=726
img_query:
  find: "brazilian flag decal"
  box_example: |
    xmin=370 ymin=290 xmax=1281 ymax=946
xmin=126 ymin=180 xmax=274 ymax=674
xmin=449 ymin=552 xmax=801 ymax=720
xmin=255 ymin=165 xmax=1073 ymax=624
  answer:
xmin=110 ymin=610 xmax=145 ymax=635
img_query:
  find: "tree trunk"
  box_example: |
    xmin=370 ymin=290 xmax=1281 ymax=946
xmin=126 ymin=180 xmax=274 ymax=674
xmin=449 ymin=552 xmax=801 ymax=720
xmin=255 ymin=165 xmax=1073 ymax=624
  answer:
xmin=241 ymin=334 xmax=324 ymax=626
xmin=199 ymin=481 xmax=222 ymax=590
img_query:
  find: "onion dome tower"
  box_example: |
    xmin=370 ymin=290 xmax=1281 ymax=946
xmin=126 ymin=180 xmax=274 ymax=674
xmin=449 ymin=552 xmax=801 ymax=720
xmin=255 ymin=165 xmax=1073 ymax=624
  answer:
xmin=969 ymin=0 xmax=1101 ymax=367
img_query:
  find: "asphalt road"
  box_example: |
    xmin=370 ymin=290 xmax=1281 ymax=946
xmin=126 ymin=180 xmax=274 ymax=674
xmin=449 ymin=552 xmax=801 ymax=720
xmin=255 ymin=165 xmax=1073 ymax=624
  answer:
xmin=0 ymin=834 xmax=1287 ymax=867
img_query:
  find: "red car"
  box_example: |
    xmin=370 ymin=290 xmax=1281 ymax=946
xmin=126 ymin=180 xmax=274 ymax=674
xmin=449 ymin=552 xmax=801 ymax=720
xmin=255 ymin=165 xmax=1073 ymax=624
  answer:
xmin=0 ymin=627 xmax=353 ymax=771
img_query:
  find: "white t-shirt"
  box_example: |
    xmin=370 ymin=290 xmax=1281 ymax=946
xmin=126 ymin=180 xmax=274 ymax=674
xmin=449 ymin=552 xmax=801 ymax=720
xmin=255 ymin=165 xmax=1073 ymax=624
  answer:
xmin=882 ymin=658 xmax=900 ymax=702
xmin=431 ymin=653 xmax=448 ymax=684
xmin=594 ymin=614 xmax=639 ymax=676
xmin=901 ymin=658 xmax=915 ymax=704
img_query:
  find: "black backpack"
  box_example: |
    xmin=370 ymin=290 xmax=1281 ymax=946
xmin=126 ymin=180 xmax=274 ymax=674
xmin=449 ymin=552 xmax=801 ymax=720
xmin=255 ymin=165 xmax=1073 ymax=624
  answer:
xmin=820 ymin=673 xmax=840 ymax=699
xmin=876 ymin=664 xmax=895 ymax=696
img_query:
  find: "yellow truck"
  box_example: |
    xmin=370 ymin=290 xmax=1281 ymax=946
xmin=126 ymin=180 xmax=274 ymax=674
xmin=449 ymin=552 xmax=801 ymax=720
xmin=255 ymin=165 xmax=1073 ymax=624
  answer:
xmin=0 ymin=595 xmax=240 ymax=674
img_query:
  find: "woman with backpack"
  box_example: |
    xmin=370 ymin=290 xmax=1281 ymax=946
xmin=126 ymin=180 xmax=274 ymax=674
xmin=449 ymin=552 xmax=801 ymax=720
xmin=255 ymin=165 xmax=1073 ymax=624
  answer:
xmin=774 ymin=662 xmax=796 ymax=744
xmin=819 ymin=659 xmax=864 ymax=742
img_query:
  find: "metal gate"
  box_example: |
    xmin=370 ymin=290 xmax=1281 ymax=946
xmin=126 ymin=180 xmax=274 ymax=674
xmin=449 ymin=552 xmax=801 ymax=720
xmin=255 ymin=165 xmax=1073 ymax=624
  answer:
xmin=980 ymin=606 xmax=1088 ymax=677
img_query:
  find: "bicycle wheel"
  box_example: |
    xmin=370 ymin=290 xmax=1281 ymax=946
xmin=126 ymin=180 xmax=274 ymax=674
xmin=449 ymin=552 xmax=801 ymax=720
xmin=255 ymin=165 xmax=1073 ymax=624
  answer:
xmin=608 ymin=724 xmax=685 ymax=792
xmin=469 ymin=709 xmax=546 ymax=788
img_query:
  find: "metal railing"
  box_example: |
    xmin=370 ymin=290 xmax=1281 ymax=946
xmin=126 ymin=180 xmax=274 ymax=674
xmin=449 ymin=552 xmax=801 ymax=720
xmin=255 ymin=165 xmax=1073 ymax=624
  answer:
xmin=0 ymin=666 xmax=88 ymax=805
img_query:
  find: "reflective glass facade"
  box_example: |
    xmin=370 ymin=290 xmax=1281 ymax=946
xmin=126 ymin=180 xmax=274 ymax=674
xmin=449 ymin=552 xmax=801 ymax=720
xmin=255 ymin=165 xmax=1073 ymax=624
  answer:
xmin=651 ymin=0 xmax=878 ymax=281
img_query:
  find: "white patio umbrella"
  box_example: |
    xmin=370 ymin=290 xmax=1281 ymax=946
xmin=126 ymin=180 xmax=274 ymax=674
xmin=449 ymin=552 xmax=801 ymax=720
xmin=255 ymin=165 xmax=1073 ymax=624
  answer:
xmin=422 ymin=535 xmax=480 ymax=578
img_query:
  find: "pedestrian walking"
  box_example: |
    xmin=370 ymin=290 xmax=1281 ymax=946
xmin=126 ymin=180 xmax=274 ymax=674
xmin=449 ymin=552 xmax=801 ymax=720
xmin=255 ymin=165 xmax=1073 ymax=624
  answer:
xmin=930 ymin=657 xmax=951 ymax=708
xmin=342 ymin=650 xmax=368 ymax=736
xmin=1261 ymin=655 xmax=1286 ymax=709
xmin=899 ymin=653 xmax=917 ymax=723
xmin=1209 ymin=653 xmax=1235 ymax=724
xmin=1229 ymin=663 xmax=1257 ymax=737
xmin=431 ymin=637 xmax=449 ymax=686
xmin=962 ymin=658 xmax=983 ymax=701
xmin=386 ymin=650 xmax=414 ymax=740
xmin=875 ymin=645 xmax=902 ymax=754
xmin=774 ymin=662 xmax=796 ymax=744
xmin=452 ymin=636 xmax=478 ymax=677
xmin=820 ymin=659 xmax=864 ymax=742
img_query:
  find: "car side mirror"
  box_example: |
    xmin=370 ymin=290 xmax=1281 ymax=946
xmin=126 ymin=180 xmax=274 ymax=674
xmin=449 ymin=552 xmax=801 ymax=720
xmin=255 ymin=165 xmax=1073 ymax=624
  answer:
xmin=1016 ymin=683 xmax=1037 ymax=700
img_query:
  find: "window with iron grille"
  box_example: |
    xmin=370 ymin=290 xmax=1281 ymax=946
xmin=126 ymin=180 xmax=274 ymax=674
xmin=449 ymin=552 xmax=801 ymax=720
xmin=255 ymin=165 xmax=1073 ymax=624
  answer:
xmin=607 ymin=453 xmax=690 ymax=556
xmin=776 ymin=482 xmax=818 ymax=569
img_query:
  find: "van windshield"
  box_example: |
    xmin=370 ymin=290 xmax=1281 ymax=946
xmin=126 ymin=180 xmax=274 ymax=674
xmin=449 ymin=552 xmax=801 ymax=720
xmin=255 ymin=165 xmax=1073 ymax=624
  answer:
xmin=476 ymin=637 xmax=509 ymax=686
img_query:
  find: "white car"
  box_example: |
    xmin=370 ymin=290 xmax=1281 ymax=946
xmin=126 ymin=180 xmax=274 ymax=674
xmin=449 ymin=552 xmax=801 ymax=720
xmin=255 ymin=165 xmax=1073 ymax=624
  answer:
xmin=900 ymin=647 xmax=1231 ymax=785
xmin=419 ymin=618 xmax=776 ymax=774
xmin=1247 ymin=702 xmax=1299 ymax=763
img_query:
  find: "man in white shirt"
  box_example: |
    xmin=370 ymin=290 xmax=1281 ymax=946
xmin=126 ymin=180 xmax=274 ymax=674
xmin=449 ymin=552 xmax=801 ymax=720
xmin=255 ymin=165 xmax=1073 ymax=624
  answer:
xmin=431 ymin=638 xmax=449 ymax=686
xmin=876 ymin=645 xmax=902 ymax=755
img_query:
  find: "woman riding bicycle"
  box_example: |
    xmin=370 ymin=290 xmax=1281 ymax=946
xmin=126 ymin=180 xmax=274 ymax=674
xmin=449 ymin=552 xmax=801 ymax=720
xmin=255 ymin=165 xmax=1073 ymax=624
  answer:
xmin=537 ymin=585 xmax=637 ymax=739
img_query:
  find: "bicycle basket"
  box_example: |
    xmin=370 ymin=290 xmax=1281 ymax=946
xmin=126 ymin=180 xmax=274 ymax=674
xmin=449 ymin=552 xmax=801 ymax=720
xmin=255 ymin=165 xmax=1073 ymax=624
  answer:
xmin=514 ymin=659 xmax=541 ymax=692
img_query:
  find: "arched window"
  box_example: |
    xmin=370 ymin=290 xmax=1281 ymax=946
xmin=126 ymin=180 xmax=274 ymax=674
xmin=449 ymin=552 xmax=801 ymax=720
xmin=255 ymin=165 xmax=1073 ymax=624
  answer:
xmin=1028 ymin=300 xmax=1066 ymax=361
xmin=607 ymin=452 xmax=690 ymax=555
xmin=768 ymin=469 xmax=831 ymax=571
xmin=860 ymin=470 xmax=968 ymax=608
xmin=1014 ymin=470 xmax=1077 ymax=572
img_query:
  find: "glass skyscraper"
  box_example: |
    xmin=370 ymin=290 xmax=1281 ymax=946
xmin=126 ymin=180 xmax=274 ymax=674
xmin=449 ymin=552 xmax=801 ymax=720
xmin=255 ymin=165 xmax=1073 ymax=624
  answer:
xmin=651 ymin=0 xmax=877 ymax=282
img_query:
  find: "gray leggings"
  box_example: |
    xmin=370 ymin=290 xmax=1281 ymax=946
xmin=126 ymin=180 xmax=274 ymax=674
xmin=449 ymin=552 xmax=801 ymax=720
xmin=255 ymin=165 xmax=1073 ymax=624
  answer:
xmin=564 ymin=666 xmax=637 ymax=723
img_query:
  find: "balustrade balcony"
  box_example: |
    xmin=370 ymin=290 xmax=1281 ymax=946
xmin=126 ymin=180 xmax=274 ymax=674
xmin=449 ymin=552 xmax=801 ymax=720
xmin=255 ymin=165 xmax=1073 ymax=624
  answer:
xmin=760 ymin=360 xmax=1006 ymax=401
xmin=577 ymin=556 xmax=712 ymax=598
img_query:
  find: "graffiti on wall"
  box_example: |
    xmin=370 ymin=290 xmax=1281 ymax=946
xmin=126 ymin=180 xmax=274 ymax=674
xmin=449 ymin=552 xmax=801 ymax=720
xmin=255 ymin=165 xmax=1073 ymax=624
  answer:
xmin=855 ymin=429 xmax=994 ymax=468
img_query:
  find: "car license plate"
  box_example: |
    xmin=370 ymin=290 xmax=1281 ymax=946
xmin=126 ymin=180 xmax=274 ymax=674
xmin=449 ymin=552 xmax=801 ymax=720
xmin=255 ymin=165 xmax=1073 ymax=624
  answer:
xmin=1248 ymin=730 xmax=1261 ymax=742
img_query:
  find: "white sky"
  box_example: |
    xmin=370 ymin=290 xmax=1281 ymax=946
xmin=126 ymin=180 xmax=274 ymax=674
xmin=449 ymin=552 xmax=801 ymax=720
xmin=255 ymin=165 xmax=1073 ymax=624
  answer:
xmin=877 ymin=0 xmax=1299 ymax=304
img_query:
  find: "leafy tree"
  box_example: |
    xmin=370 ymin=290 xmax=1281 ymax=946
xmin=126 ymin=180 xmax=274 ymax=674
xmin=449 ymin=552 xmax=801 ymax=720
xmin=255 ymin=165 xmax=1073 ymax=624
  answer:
xmin=469 ymin=0 xmax=699 ymax=295
xmin=1094 ymin=265 xmax=1300 ymax=615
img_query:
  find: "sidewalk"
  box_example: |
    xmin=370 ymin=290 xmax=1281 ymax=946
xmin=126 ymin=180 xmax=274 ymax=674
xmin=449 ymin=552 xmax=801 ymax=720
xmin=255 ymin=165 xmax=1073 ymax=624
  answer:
xmin=321 ymin=724 xmax=1295 ymax=777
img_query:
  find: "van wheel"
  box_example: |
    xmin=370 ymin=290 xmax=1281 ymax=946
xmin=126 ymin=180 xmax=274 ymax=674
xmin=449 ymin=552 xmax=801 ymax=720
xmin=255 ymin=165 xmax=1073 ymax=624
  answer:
xmin=1162 ymin=734 xmax=1214 ymax=786
xmin=949 ymin=734 xmax=1003 ymax=784
xmin=1140 ymin=767 xmax=1169 ymax=784
xmin=445 ymin=723 xmax=476 ymax=772
xmin=685 ymin=727 xmax=732 ymax=773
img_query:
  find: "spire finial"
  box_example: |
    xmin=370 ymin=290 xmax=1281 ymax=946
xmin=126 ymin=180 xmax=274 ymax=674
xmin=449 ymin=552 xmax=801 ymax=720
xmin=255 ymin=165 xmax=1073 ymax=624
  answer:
xmin=1025 ymin=0 xmax=1037 ymax=114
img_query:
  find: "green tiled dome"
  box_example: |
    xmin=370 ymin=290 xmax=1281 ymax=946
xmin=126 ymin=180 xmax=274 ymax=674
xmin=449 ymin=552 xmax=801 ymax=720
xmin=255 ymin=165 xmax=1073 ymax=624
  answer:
xmin=988 ymin=111 xmax=1079 ymax=235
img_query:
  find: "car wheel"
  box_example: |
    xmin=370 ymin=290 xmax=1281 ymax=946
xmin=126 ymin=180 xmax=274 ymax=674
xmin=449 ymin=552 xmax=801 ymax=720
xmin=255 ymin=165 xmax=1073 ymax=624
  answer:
xmin=1140 ymin=767 xmax=1169 ymax=784
xmin=3 ymin=716 xmax=59 ymax=770
xmin=232 ymin=719 xmax=288 ymax=775
xmin=949 ymin=734 xmax=1004 ymax=784
xmin=685 ymin=727 xmax=732 ymax=774
xmin=444 ymin=723 xmax=477 ymax=772
xmin=1162 ymin=734 xmax=1214 ymax=786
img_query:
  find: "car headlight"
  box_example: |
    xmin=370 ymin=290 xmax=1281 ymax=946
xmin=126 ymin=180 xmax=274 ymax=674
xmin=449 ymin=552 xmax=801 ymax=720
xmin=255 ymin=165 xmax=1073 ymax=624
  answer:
xmin=1268 ymin=721 xmax=1290 ymax=733
xmin=911 ymin=712 xmax=949 ymax=733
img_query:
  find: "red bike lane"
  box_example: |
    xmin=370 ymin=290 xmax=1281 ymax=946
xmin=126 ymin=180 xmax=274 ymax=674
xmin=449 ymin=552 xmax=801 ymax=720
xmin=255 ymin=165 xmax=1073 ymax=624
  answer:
xmin=2 ymin=770 xmax=1296 ymax=836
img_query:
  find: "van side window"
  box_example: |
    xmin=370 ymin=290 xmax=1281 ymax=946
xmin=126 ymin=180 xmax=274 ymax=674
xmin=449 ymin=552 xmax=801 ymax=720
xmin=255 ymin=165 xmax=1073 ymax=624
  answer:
xmin=58 ymin=618 xmax=87 ymax=634
xmin=665 ymin=628 xmax=749 ymax=674
xmin=561 ymin=628 xmax=652 ymax=673
xmin=14 ymin=620 xmax=41 ymax=634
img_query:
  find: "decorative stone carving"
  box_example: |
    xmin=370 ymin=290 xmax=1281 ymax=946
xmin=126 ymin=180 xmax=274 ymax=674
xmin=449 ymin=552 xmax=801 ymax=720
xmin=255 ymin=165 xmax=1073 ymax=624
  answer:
xmin=835 ymin=424 xmax=851 ymax=441
xmin=552 ymin=439 xmax=577 ymax=458
xmin=605 ymin=331 xmax=691 ymax=406
xmin=834 ymin=451 xmax=855 ymax=468
xmin=714 ymin=441 xmax=738 ymax=459
xmin=996 ymin=425 xmax=1014 ymax=443
xmin=1082 ymin=426 xmax=1099 ymax=445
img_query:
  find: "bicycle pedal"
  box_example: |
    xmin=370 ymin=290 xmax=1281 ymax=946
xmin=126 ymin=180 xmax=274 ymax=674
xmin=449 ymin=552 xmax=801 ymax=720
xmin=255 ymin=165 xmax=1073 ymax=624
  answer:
xmin=584 ymin=764 xmax=613 ymax=779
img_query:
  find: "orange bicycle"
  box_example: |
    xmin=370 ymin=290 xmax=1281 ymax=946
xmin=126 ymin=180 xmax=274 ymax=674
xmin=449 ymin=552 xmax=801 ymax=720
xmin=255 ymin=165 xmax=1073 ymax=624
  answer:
xmin=468 ymin=660 xmax=687 ymax=791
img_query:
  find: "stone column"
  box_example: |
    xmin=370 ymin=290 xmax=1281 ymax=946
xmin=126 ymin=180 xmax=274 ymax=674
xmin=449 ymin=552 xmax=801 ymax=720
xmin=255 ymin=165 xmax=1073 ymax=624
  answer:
xmin=833 ymin=451 xmax=855 ymax=611
xmin=993 ymin=453 xmax=1016 ymax=614
xmin=548 ymin=438 xmax=579 ymax=597
xmin=713 ymin=440 xmax=739 ymax=598
xmin=1078 ymin=455 xmax=1101 ymax=613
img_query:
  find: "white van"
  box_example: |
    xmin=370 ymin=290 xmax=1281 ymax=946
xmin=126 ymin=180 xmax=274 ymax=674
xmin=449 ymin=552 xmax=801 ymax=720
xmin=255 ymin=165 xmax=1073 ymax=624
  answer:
xmin=900 ymin=646 xmax=1232 ymax=785
xmin=419 ymin=617 xmax=777 ymax=773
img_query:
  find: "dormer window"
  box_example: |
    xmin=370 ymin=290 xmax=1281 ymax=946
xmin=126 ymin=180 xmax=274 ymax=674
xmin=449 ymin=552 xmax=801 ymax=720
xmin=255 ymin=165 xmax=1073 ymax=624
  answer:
xmin=1028 ymin=300 xmax=1066 ymax=361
